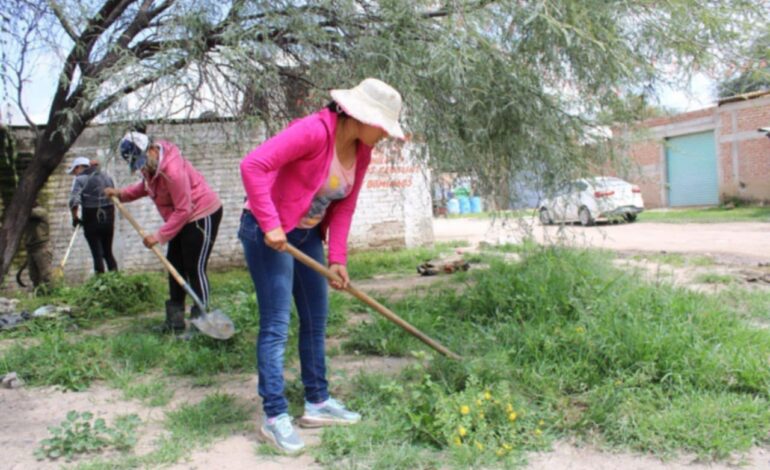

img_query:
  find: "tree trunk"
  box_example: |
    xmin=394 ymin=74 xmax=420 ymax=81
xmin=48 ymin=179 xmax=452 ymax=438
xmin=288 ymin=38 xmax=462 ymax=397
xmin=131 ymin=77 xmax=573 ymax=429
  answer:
xmin=0 ymin=122 xmax=81 ymax=285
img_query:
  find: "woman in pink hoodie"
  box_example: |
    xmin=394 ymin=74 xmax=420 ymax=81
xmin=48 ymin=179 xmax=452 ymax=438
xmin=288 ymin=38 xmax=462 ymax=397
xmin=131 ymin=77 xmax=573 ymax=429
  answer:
xmin=239 ymin=78 xmax=405 ymax=454
xmin=105 ymin=131 xmax=223 ymax=334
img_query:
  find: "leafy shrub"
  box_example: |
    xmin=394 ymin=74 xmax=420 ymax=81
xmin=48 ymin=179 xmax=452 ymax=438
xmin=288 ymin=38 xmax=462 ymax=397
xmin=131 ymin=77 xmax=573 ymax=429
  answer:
xmin=72 ymin=272 xmax=163 ymax=319
xmin=35 ymin=411 xmax=140 ymax=461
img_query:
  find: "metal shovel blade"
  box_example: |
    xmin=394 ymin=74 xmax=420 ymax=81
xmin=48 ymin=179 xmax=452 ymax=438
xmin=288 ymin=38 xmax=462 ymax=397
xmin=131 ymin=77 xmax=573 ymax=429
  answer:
xmin=191 ymin=309 xmax=235 ymax=340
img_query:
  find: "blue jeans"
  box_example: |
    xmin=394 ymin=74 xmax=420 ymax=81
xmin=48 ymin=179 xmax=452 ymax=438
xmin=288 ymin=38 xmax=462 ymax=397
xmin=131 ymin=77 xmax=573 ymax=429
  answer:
xmin=238 ymin=211 xmax=329 ymax=418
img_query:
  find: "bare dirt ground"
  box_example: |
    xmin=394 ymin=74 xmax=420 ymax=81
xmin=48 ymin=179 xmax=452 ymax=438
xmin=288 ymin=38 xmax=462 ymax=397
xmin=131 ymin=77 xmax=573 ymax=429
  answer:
xmin=434 ymin=217 xmax=770 ymax=265
xmin=4 ymin=217 xmax=770 ymax=469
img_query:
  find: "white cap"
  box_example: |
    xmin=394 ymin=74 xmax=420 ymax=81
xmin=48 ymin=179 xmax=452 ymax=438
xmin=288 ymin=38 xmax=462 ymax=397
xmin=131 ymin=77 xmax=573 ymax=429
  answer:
xmin=66 ymin=156 xmax=91 ymax=174
xmin=120 ymin=131 xmax=150 ymax=153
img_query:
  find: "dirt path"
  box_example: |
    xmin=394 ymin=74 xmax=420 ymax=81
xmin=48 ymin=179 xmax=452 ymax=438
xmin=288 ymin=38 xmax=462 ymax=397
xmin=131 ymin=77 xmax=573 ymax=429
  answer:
xmin=434 ymin=217 xmax=770 ymax=264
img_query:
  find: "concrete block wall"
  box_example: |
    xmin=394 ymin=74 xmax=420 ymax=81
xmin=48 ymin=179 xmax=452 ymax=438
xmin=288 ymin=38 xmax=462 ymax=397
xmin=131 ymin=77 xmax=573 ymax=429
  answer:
xmin=8 ymin=119 xmax=434 ymax=284
xmin=617 ymin=94 xmax=770 ymax=208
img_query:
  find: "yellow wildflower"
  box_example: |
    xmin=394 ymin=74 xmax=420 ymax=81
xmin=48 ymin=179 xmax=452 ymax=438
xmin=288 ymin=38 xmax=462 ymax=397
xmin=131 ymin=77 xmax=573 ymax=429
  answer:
xmin=502 ymin=443 xmax=513 ymax=450
xmin=534 ymin=428 xmax=543 ymax=436
xmin=460 ymin=405 xmax=470 ymax=415
xmin=508 ymin=411 xmax=518 ymax=422
xmin=538 ymin=419 xmax=545 ymax=427
xmin=506 ymin=403 xmax=514 ymax=413
xmin=496 ymin=448 xmax=506 ymax=457
xmin=458 ymin=425 xmax=468 ymax=437
xmin=484 ymin=390 xmax=492 ymax=400
xmin=453 ymin=436 xmax=462 ymax=446
xmin=476 ymin=399 xmax=482 ymax=406
xmin=475 ymin=441 xmax=484 ymax=450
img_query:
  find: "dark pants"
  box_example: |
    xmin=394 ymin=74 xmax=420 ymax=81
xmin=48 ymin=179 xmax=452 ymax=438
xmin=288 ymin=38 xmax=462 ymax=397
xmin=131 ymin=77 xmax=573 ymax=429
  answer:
xmin=238 ymin=210 xmax=329 ymax=418
xmin=82 ymin=206 xmax=117 ymax=274
xmin=167 ymin=207 xmax=222 ymax=307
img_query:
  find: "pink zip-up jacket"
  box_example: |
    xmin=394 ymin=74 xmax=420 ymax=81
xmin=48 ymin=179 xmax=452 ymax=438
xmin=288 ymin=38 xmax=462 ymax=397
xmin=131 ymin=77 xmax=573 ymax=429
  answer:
xmin=240 ymin=108 xmax=372 ymax=266
xmin=120 ymin=140 xmax=222 ymax=244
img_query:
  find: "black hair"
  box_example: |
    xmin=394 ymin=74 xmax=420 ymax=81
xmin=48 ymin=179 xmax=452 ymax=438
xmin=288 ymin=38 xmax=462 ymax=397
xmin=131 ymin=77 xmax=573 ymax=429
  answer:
xmin=326 ymin=101 xmax=349 ymax=118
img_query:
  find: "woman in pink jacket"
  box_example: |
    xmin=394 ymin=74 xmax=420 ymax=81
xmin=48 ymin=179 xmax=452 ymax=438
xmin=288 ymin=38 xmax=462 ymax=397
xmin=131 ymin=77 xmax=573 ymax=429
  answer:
xmin=105 ymin=131 xmax=223 ymax=334
xmin=239 ymin=78 xmax=405 ymax=453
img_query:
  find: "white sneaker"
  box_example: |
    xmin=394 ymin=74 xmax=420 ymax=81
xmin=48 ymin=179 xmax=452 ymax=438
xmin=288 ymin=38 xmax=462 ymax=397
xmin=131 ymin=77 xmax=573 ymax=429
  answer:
xmin=298 ymin=398 xmax=361 ymax=428
xmin=258 ymin=413 xmax=305 ymax=454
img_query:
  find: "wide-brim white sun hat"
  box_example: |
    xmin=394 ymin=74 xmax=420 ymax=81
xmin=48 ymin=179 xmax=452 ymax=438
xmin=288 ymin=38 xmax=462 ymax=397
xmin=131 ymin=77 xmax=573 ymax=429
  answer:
xmin=330 ymin=78 xmax=405 ymax=140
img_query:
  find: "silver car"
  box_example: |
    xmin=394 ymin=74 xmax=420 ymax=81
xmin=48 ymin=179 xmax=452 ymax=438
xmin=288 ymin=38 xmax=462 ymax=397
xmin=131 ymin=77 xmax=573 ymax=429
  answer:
xmin=539 ymin=176 xmax=644 ymax=226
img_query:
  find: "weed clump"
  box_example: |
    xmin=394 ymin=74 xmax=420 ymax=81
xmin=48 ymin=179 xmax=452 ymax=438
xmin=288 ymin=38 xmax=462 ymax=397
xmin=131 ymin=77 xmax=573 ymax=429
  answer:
xmin=35 ymin=411 xmax=140 ymax=461
xmin=335 ymin=247 xmax=770 ymax=465
xmin=71 ymin=272 xmax=162 ymax=320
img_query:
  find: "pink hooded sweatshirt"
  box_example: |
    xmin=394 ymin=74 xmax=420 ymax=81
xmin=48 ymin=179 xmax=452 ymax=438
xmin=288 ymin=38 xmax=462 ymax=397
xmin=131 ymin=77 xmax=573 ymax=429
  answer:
xmin=240 ymin=108 xmax=372 ymax=266
xmin=120 ymin=140 xmax=222 ymax=244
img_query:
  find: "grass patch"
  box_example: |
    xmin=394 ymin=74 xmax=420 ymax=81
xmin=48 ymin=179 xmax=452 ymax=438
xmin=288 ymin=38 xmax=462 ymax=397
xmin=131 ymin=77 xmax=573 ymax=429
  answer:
xmin=0 ymin=268 xmax=351 ymax=392
xmin=73 ymin=393 xmax=254 ymax=470
xmin=165 ymin=392 xmax=254 ymax=441
xmin=632 ymin=252 xmax=715 ymax=268
xmin=111 ymin=372 xmax=174 ymax=407
xmin=714 ymin=289 xmax=770 ymax=323
xmin=694 ymin=273 xmax=734 ymax=285
xmin=4 ymin=272 xmax=164 ymax=338
xmin=638 ymin=206 xmax=770 ymax=224
xmin=347 ymin=242 xmax=468 ymax=279
xmin=335 ymin=247 xmax=770 ymax=466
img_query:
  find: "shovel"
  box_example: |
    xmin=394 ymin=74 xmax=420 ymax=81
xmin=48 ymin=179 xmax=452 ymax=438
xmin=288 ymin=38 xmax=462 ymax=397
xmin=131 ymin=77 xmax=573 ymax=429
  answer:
xmin=285 ymin=243 xmax=461 ymax=360
xmin=110 ymin=197 xmax=235 ymax=340
xmin=53 ymin=225 xmax=80 ymax=280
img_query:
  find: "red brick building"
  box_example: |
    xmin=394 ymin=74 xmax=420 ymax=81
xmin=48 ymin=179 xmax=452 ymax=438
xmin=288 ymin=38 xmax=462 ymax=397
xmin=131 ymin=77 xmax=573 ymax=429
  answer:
xmin=617 ymin=90 xmax=770 ymax=208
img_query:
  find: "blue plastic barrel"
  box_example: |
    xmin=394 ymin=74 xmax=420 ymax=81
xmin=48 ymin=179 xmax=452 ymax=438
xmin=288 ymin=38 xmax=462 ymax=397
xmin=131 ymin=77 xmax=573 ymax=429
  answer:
xmin=447 ymin=198 xmax=460 ymax=214
xmin=458 ymin=196 xmax=471 ymax=214
xmin=470 ymin=196 xmax=483 ymax=213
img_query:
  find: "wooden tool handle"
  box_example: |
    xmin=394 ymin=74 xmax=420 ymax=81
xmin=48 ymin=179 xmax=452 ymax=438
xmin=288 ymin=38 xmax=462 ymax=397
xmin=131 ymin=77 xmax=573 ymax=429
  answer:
xmin=59 ymin=226 xmax=80 ymax=270
xmin=111 ymin=196 xmax=191 ymax=298
xmin=285 ymin=243 xmax=461 ymax=360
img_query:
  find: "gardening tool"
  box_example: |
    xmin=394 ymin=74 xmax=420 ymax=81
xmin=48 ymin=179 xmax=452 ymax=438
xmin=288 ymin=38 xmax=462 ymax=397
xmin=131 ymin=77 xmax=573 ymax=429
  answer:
xmin=110 ymin=196 xmax=235 ymax=340
xmin=53 ymin=225 xmax=80 ymax=279
xmin=285 ymin=243 xmax=462 ymax=360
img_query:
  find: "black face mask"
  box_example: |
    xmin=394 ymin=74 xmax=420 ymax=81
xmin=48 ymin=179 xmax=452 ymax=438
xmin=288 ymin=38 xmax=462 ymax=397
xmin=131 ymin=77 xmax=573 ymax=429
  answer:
xmin=120 ymin=139 xmax=147 ymax=171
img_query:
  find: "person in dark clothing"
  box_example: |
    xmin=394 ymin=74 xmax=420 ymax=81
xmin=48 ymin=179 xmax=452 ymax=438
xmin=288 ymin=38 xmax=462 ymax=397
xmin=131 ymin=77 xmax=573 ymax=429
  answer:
xmin=23 ymin=202 xmax=52 ymax=292
xmin=67 ymin=156 xmax=118 ymax=274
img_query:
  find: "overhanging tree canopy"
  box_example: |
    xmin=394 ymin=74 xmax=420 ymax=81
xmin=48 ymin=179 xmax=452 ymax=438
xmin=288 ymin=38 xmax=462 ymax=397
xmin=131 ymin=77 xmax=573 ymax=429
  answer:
xmin=0 ymin=0 xmax=766 ymax=283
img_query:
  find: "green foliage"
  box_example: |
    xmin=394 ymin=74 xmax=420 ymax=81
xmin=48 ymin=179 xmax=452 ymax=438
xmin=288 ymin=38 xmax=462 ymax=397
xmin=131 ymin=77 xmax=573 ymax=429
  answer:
xmin=35 ymin=411 xmax=140 ymax=461
xmin=347 ymin=242 xmax=467 ymax=280
xmin=638 ymin=206 xmax=770 ymax=223
xmin=71 ymin=272 xmax=163 ymax=320
xmin=694 ymin=273 xmax=734 ymax=285
xmin=165 ymin=393 xmax=253 ymax=441
xmin=718 ymin=32 xmax=770 ymax=98
xmin=339 ymin=247 xmax=770 ymax=464
xmin=0 ymin=332 xmax=112 ymax=390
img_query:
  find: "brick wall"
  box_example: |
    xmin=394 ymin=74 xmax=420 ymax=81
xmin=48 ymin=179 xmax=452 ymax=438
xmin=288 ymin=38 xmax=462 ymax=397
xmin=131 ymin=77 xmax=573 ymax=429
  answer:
xmin=616 ymin=92 xmax=770 ymax=208
xmin=7 ymin=119 xmax=433 ymax=285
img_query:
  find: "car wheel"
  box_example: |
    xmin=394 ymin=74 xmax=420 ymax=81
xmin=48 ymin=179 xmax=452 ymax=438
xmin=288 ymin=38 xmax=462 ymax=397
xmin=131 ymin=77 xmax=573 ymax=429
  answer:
xmin=539 ymin=208 xmax=552 ymax=225
xmin=624 ymin=213 xmax=637 ymax=223
xmin=578 ymin=206 xmax=594 ymax=226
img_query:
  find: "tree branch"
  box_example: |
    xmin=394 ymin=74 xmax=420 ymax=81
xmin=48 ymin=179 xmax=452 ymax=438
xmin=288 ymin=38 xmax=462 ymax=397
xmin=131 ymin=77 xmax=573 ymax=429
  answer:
xmin=82 ymin=56 xmax=192 ymax=122
xmin=46 ymin=0 xmax=78 ymax=41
